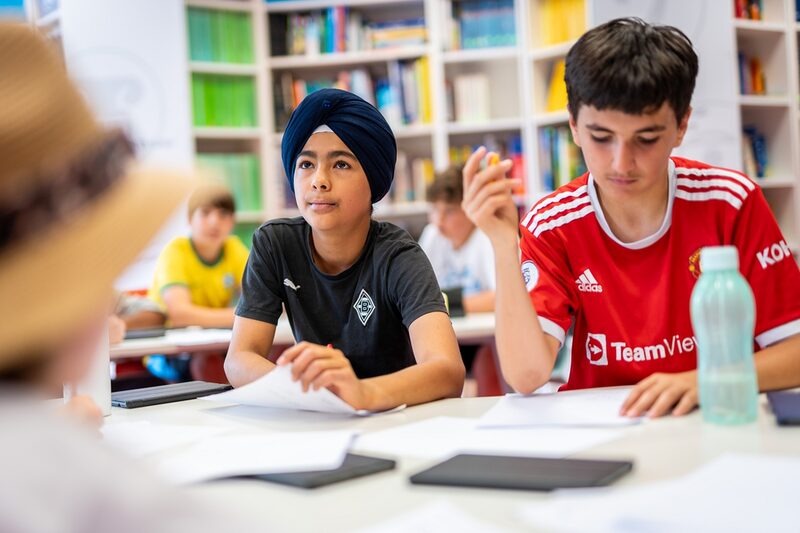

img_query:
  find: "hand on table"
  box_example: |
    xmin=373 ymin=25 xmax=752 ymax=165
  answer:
xmin=277 ymin=342 xmax=369 ymax=410
xmin=62 ymin=394 xmax=104 ymax=431
xmin=620 ymin=371 xmax=698 ymax=418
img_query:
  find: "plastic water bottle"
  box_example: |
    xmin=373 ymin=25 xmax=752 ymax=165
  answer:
xmin=690 ymin=246 xmax=758 ymax=425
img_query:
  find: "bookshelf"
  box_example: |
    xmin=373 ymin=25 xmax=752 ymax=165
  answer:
xmin=27 ymin=0 xmax=800 ymax=250
xmin=733 ymin=0 xmax=800 ymax=249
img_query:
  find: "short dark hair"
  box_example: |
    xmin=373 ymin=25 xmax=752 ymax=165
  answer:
xmin=187 ymin=184 xmax=235 ymax=217
xmin=565 ymin=17 xmax=698 ymax=123
xmin=426 ymin=164 xmax=465 ymax=204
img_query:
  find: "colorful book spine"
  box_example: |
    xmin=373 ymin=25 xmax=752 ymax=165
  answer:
xmin=196 ymin=153 xmax=262 ymax=212
xmin=454 ymin=0 xmax=516 ymax=50
xmin=282 ymin=11 xmax=426 ymax=56
xmin=538 ymin=0 xmax=585 ymax=46
xmin=187 ymin=8 xmax=254 ymax=64
xmin=742 ymin=126 xmax=768 ymax=178
xmin=391 ymin=151 xmax=435 ymax=203
xmin=191 ymin=74 xmax=257 ymax=127
xmin=738 ymin=52 xmax=766 ymax=95
xmin=273 ymin=59 xmax=430 ymax=131
xmin=735 ymin=0 xmax=764 ymax=20
xmin=538 ymin=125 xmax=586 ymax=191
xmin=546 ymin=59 xmax=568 ymax=112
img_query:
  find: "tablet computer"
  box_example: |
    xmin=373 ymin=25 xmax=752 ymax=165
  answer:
xmin=237 ymin=454 xmax=396 ymax=489
xmin=111 ymin=381 xmax=232 ymax=408
xmin=123 ymin=327 xmax=167 ymax=340
xmin=409 ymin=454 xmax=633 ymax=491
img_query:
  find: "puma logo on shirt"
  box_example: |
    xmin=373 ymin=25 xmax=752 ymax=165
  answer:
xmin=283 ymin=278 xmax=301 ymax=291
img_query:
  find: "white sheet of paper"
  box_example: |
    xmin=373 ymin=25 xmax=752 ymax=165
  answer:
xmin=202 ymin=364 xmax=359 ymax=414
xmin=519 ymin=453 xmax=800 ymax=533
xmin=101 ymin=420 xmax=233 ymax=458
xmin=478 ymin=387 xmax=641 ymax=428
xmin=355 ymin=501 xmax=515 ymax=533
xmin=154 ymin=430 xmax=354 ymax=484
xmin=353 ymin=416 xmax=622 ymax=460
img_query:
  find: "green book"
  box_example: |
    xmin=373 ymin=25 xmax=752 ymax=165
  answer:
xmin=223 ymin=12 xmax=235 ymax=63
xmin=242 ymin=15 xmax=254 ymax=64
xmin=210 ymin=10 xmax=223 ymax=62
xmin=196 ymin=9 xmax=213 ymax=62
xmin=187 ymin=8 xmax=198 ymax=61
xmin=252 ymin=155 xmax=263 ymax=211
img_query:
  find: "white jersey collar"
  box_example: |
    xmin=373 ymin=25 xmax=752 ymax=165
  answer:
xmin=587 ymin=158 xmax=676 ymax=250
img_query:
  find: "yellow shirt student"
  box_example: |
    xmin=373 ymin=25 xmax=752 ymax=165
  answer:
xmin=149 ymin=236 xmax=249 ymax=312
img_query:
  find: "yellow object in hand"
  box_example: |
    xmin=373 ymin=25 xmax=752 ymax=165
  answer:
xmin=488 ymin=154 xmax=500 ymax=166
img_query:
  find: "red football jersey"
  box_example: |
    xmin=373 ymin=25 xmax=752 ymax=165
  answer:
xmin=519 ymin=157 xmax=800 ymax=391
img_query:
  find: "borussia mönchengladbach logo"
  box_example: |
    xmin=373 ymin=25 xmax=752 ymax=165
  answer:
xmin=353 ymin=288 xmax=375 ymax=326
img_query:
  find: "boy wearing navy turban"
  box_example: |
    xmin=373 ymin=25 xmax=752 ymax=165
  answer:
xmin=225 ymin=89 xmax=465 ymax=410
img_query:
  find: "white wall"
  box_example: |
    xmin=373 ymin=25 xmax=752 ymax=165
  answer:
xmin=591 ymin=0 xmax=741 ymax=170
xmin=60 ymin=0 xmax=194 ymax=290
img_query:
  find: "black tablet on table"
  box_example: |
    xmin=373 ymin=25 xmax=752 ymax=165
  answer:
xmin=409 ymin=454 xmax=633 ymax=491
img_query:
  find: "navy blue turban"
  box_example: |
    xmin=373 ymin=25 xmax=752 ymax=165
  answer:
xmin=282 ymin=88 xmax=397 ymax=204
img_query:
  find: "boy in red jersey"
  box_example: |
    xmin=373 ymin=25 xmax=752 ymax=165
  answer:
xmin=462 ymin=17 xmax=800 ymax=418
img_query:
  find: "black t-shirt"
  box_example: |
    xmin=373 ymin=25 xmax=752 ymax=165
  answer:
xmin=236 ymin=217 xmax=447 ymax=378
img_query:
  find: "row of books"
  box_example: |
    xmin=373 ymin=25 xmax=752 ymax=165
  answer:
xmin=734 ymin=0 xmax=764 ymax=20
xmin=389 ymin=152 xmax=435 ymax=204
xmin=449 ymin=135 xmax=526 ymax=195
xmin=272 ymin=10 xmax=426 ymax=56
xmin=273 ymin=59 xmax=432 ymax=131
xmin=537 ymin=0 xmax=585 ymax=46
xmin=742 ymin=125 xmax=768 ymax=178
xmin=273 ymin=70 xmax=373 ymax=127
xmin=187 ymin=8 xmax=254 ymax=64
xmin=538 ymin=125 xmax=586 ymax=191
xmin=546 ymin=59 xmax=568 ymax=112
xmin=196 ymin=153 xmax=262 ymax=212
xmin=738 ymin=52 xmax=766 ymax=95
xmin=444 ymin=0 xmax=516 ymax=51
xmin=448 ymin=73 xmax=491 ymax=122
xmin=191 ymin=74 xmax=257 ymax=127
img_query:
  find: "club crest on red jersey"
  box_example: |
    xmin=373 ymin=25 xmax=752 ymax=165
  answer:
xmin=688 ymin=248 xmax=702 ymax=279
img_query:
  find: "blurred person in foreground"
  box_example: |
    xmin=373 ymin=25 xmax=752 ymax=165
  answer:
xmin=0 ymin=23 xmax=262 ymax=532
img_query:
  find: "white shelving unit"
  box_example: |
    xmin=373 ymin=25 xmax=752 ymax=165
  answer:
xmin=27 ymin=0 xmax=800 ymax=248
xmin=733 ymin=0 xmax=800 ymax=247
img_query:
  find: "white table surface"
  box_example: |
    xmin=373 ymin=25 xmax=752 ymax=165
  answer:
xmin=110 ymin=313 xmax=496 ymax=360
xmin=106 ymin=392 xmax=800 ymax=532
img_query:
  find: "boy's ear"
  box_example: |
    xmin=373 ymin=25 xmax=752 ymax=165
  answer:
xmin=568 ymin=112 xmax=581 ymax=147
xmin=675 ymin=106 xmax=692 ymax=147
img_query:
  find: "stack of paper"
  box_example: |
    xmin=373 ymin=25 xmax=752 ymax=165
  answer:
xmin=354 ymin=416 xmax=622 ymax=460
xmin=478 ymin=387 xmax=641 ymax=428
xmin=154 ymin=430 xmax=355 ymax=484
xmin=202 ymin=364 xmax=378 ymax=415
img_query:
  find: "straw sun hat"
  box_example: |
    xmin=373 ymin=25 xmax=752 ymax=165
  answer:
xmin=0 ymin=23 xmax=191 ymax=369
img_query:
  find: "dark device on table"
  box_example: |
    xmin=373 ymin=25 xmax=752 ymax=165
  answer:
xmin=111 ymin=381 xmax=232 ymax=408
xmin=767 ymin=390 xmax=800 ymax=425
xmin=233 ymin=453 xmax=396 ymax=489
xmin=409 ymin=454 xmax=633 ymax=491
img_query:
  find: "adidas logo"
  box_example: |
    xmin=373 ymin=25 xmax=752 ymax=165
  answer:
xmin=575 ymin=269 xmax=603 ymax=293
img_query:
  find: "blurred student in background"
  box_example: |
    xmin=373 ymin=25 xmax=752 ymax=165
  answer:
xmin=419 ymin=164 xmax=504 ymax=395
xmin=147 ymin=184 xmax=249 ymax=382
